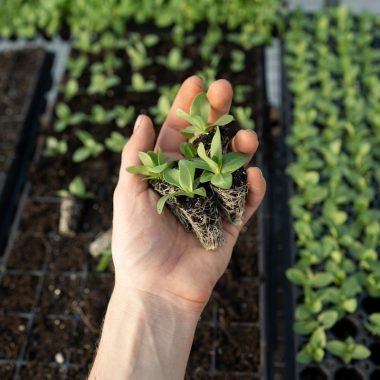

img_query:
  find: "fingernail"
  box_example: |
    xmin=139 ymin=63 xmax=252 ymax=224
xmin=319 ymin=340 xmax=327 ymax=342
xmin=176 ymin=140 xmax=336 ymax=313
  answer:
xmin=134 ymin=114 xmax=144 ymax=132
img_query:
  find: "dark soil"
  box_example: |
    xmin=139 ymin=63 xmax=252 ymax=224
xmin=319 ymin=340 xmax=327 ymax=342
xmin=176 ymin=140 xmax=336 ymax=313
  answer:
xmin=0 ymin=314 xmax=28 ymax=359
xmin=0 ymin=31 xmax=265 ymax=379
xmin=0 ymin=363 xmax=15 ymax=380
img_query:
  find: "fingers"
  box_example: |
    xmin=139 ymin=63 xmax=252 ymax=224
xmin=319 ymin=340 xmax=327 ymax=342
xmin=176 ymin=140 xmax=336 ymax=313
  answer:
xmin=231 ymin=129 xmax=259 ymax=165
xmin=207 ymin=79 xmax=233 ymax=123
xmin=115 ymin=115 xmax=155 ymax=196
xmin=156 ymin=76 xmax=204 ymax=152
xmin=242 ymin=167 xmax=266 ymax=225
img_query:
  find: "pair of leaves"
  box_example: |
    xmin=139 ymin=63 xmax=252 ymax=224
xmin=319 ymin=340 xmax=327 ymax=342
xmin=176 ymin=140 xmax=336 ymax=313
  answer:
xmin=57 ymin=176 xmax=94 ymax=200
xmin=177 ymin=92 xmax=234 ymax=139
xmin=193 ymin=127 xmax=246 ymax=189
xmin=127 ymin=149 xmax=173 ymax=179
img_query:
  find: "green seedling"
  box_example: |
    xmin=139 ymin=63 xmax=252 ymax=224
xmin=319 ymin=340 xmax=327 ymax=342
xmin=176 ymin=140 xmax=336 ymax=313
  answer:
xmin=126 ymin=41 xmax=152 ymax=71
xmin=365 ymin=313 xmax=380 ymax=336
xmin=156 ymin=47 xmax=192 ymax=71
xmin=66 ymin=55 xmax=88 ymax=79
xmin=296 ymin=327 xmax=327 ymax=364
xmin=61 ymin=78 xmax=80 ymax=100
xmin=128 ymin=73 xmax=156 ymax=92
xmin=87 ymin=72 xmax=120 ymax=95
xmin=180 ymin=142 xmax=197 ymax=160
xmin=43 ymin=136 xmax=68 ymax=157
xmin=177 ymin=92 xmax=233 ymax=140
xmin=114 ymin=105 xmax=135 ymax=128
xmin=73 ymin=130 xmax=104 ymax=162
xmin=149 ymin=94 xmax=171 ymax=124
xmin=103 ymin=51 xmax=123 ymax=73
xmin=326 ymin=337 xmax=370 ymax=364
xmin=54 ymin=103 xmax=86 ymax=132
xmin=230 ymin=49 xmax=245 ymax=72
xmin=234 ymin=106 xmax=255 ymax=129
xmin=157 ymin=160 xmax=207 ymax=214
xmin=193 ymin=127 xmax=247 ymax=189
xmin=293 ymin=310 xmax=338 ymax=335
xmin=57 ymin=176 xmax=94 ymax=200
xmin=105 ymin=131 xmax=128 ymax=153
xmin=126 ymin=149 xmax=174 ymax=180
xmin=88 ymin=105 xmax=115 ymax=125
xmin=234 ymin=85 xmax=251 ymax=104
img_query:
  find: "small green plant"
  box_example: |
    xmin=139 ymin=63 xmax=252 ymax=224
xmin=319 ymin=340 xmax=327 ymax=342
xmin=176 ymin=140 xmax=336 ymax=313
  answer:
xmin=234 ymin=106 xmax=255 ymax=130
xmin=73 ymin=130 xmax=104 ymax=162
xmin=43 ymin=137 xmax=68 ymax=157
xmin=326 ymin=337 xmax=370 ymax=364
xmin=156 ymin=47 xmax=192 ymax=71
xmin=54 ymin=103 xmax=86 ymax=132
xmin=87 ymin=71 xmax=120 ymax=95
xmin=128 ymin=73 xmax=156 ymax=92
xmin=365 ymin=313 xmax=380 ymax=336
xmin=230 ymin=49 xmax=245 ymax=72
xmin=127 ymin=149 xmax=174 ymax=180
xmin=105 ymin=131 xmax=128 ymax=152
xmin=61 ymin=78 xmax=80 ymax=101
xmin=193 ymin=128 xmax=246 ymax=189
xmin=57 ymin=176 xmax=94 ymax=200
xmin=157 ymin=160 xmax=207 ymax=214
xmin=296 ymin=327 xmax=327 ymax=364
xmin=176 ymin=92 xmax=234 ymax=140
xmin=66 ymin=55 xmax=89 ymax=79
xmin=126 ymin=41 xmax=152 ymax=71
xmin=88 ymin=105 xmax=115 ymax=125
xmin=114 ymin=105 xmax=135 ymax=128
xmin=149 ymin=94 xmax=171 ymax=124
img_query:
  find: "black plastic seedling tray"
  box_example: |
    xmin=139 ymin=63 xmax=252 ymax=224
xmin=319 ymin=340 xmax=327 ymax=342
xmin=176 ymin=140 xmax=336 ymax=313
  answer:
xmin=279 ymin=30 xmax=380 ymax=380
xmin=0 ymin=48 xmax=54 ymax=256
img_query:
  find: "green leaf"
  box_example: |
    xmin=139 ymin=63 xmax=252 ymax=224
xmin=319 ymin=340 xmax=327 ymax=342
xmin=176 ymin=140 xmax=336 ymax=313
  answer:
xmin=197 ymin=143 xmax=219 ymax=173
xmin=222 ymin=152 xmax=247 ymax=173
xmin=352 ymin=345 xmax=371 ymax=360
xmin=293 ymin=320 xmax=319 ymax=335
xmin=309 ymin=273 xmax=334 ymax=288
xmin=72 ymin=147 xmax=91 ymax=162
xmin=318 ymin=310 xmax=338 ymax=329
xmin=177 ymin=109 xmax=197 ymax=125
xmin=193 ymin=187 xmax=207 ymax=197
xmin=138 ymin=152 xmax=154 ymax=167
xmin=310 ymin=327 xmax=326 ymax=348
xmin=342 ymin=298 xmax=357 ymax=313
xmin=211 ymin=173 xmax=232 ymax=189
xmin=150 ymin=163 xmax=168 ymax=174
xmin=326 ymin=340 xmax=346 ymax=356
xmin=200 ymin=171 xmax=214 ymax=183
xmin=181 ymin=125 xmax=201 ymax=138
xmin=69 ymin=176 xmax=86 ymax=197
xmin=210 ymin=127 xmax=222 ymax=165
xmin=286 ymin=268 xmax=307 ymax=286
xmin=126 ymin=165 xmax=151 ymax=176
xmin=179 ymin=160 xmax=194 ymax=193
xmin=190 ymin=92 xmax=210 ymax=122
xmin=180 ymin=142 xmax=196 ymax=159
xmin=213 ymin=114 xmax=234 ymax=126
xmin=96 ymin=250 xmax=112 ymax=272
xmin=296 ymin=348 xmax=312 ymax=364
xmin=192 ymin=159 xmax=211 ymax=171
xmin=157 ymin=193 xmax=177 ymax=214
xmin=295 ymin=304 xmax=312 ymax=320
xmin=163 ymin=169 xmax=180 ymax=187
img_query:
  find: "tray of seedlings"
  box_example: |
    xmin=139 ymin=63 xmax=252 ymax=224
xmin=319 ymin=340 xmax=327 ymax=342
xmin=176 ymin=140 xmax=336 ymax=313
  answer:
xmin=0 ymin=22 xmax=269 ymax=379
xmin=282 ymin=6 xmax=380 ymax=380
xmin=0 ymin=48 xmax=53 ymax=256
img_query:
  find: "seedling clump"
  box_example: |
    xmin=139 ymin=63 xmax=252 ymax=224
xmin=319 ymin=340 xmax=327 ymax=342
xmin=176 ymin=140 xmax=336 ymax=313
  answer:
xmin=127 ymin=92 xmax=250 ymax=250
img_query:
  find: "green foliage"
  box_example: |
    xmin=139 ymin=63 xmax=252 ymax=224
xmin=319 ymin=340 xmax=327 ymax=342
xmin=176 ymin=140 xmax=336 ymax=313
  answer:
xmin=230 ymin=50 xmax=245 ymax=72
xmin=43 ymin=137 xmax=68 ymax=157
xmin=326 ymin=337 xmax=370 ymax=364
xmin=114 ymin=105 xmax=135 ymax=128
xmin=57 ymin=176 xmax=95 ymax=200
xmin=66 ymin=55 xmax=88 ymax=79
xmin=87 ymin=71 xmax=120 ymax=95
xmin=177 ymin=92 xmax=234 ymax=140
xmin=157 ymin=160 xmax=206 ymax=214
xmin=296 ymin=327 xmax=326 ymax=364
xmin=156 ymin=47 xmax=192 ymax=71
xmin=126 ymin=149 xmax=174 ymax=180
xmin=73 ymin=130 xmax=104 ymax=162
xmin=128 ymin=73 xmax=156 ymax=92
xmin=233 ymin=106 xmax=255 ymax=130
xmin=365 ymin=313 xmax=380 ymax=336
xmin=105 ymin=131 xmax=128 ymax=152
xmin=61 ymin=78 xmax=80 ymax=100
xmin=126 ymin=40 xmax=152 ymax=71
xmin=193 ymin=128 xmax=247 ymax=189
xmin=54 ymin=103 xmax=86 ymax=132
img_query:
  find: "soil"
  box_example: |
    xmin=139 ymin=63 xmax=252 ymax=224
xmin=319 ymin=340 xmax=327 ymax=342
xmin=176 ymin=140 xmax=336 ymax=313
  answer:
xmin=0 ymin=31 xmax=265 ymax=379
xmin=0 ymin=314 xmax=28 ymax=359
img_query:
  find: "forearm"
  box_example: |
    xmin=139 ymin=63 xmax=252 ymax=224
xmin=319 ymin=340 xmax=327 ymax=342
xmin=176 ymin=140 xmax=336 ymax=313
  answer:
xmin=89 ymin=286 xmax=200 ymax=380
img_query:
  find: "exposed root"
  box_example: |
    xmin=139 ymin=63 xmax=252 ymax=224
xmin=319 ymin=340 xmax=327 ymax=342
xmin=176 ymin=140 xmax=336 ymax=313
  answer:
xmin=59 ymin=196 xmax=83 ymax=236
xmin=212 ymin=184 xmax=248 ymax=225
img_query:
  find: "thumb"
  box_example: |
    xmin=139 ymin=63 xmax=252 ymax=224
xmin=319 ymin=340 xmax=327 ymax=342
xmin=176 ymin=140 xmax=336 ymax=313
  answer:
xmin=116 ymin=114 xmax=156 ymax=195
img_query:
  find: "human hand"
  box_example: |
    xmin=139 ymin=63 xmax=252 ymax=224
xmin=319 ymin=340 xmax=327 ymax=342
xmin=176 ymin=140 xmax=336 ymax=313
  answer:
xmin=112 ymin=76 xmax=266 ymax=315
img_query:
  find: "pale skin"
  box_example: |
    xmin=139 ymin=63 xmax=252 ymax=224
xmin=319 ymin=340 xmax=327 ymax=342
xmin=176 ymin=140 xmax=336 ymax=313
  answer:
xmin=89 ymin=76 xmax=266 ymax=380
